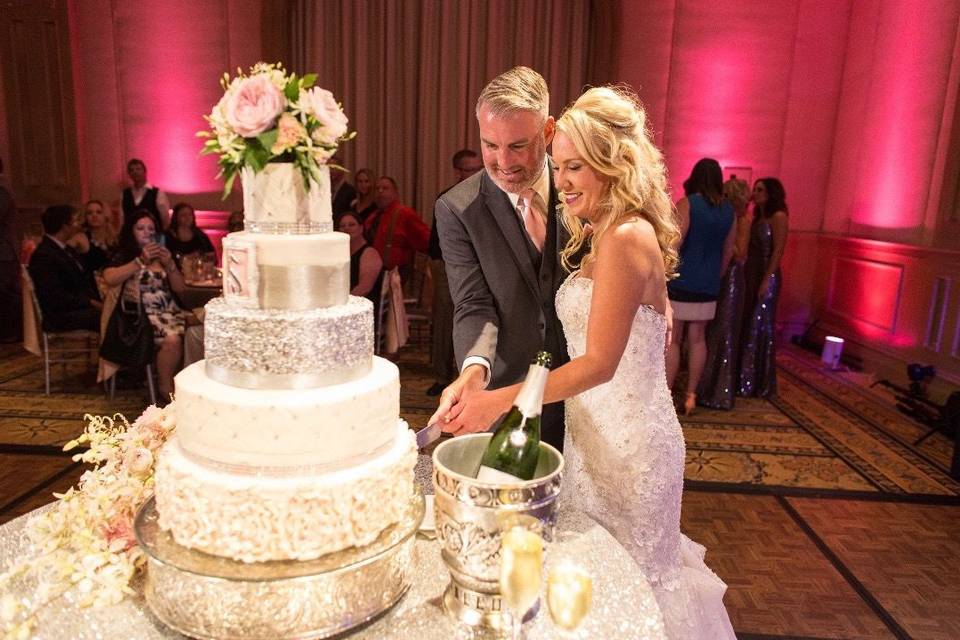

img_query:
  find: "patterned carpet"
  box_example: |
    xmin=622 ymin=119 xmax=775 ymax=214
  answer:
xmin=0 ymin=340 xmax=956 ymax=498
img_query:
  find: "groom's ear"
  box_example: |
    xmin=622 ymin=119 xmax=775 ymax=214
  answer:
xmin=542 ymin=116 xmax=556 ymax=146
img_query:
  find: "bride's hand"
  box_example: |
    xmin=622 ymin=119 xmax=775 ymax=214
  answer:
xmin=441 ymin=387 xmax=513 ymax=436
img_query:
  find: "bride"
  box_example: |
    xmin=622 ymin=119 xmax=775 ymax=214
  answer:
xmin=439 ymin=86 xmax=735 ymax=639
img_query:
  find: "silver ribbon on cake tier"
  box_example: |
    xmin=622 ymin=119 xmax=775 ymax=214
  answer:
xmin=205 ymin=359 xmax=369 ymax=390
xmin=258 ymin=263 xmax=349 ymax=310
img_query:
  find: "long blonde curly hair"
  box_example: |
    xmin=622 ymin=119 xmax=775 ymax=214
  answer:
xmin=556 ymin=87 xmax=679 ymax=279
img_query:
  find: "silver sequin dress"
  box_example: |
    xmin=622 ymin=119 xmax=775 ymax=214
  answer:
xmin=738 ymin=218 xmax=780 ymax=398
xmin=556 ymin=275 xmax=735 ymax=640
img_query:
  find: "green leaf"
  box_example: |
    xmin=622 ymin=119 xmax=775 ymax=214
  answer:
xmin=284 ymin=75 xmax=299 ymax=101
xmin=301 ymin=73 xmax=317 ymax=89
xmin=222 ymin=171 xmax=237 ymax=199
xmin=257 ymin=129 xmax=278 ymax=153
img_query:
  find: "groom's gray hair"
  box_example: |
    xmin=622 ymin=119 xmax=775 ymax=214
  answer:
xmin=476 ymin=66 xmax=549 ymax=122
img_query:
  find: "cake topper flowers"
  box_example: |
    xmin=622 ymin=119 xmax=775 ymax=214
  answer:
xmin=198 ymin=62 xmax=354 ymax=197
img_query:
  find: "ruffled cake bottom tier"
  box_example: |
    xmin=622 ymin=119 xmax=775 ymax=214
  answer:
xmin=154 ymin=422 xmax=416 ymax=563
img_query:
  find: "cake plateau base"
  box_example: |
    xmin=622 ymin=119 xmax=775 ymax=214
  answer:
xmin=135 ymin=489 xmax=424 ymax=640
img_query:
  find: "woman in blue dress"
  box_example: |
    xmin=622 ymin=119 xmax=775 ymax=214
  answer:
xmin=666 ymin=159 xmax=736 ymax=415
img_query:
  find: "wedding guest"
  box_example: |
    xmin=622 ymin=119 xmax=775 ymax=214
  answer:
xmin=364 ymin=176 xmax=430 ymax=276
xmin=121 ymin=158 xmax=171 ymax=228
xmin=164 ymin=202 xmax=214 ymax=262
xmin=227 ymin=210 xmax=245 ymax=233
xmin=665 ymin=158 xmax=735 ymax=416
xmin=28 ymin=205 xmax=102 ymax=332
xmin=103 ymin=209 xmax=186 ymax=400
xmin=76 ymin=199 xmax=115 ymax=273
xmin=426 ymin=149 xmax=483 ymax=396
xmin=338 ymin=211 xmax=383 ymax=311
xmin=350 ymin=168 xmax=377 ymax=223
xmin=697 ymin=177 xmax=750 ymax=409
xmin=0 ymin=158 xmax=19 ymax=342
xmin=738 ymin=178 xmax=789 ymax=398
xmin=329 ymin=154 xmax=356 ymax=220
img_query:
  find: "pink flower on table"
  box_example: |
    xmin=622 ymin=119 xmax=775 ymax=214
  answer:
xmin=299 ymin=87 xmax=348 ymax=144
xmin=103 ymin=513 xmax=136 ymax=553
xmin=271 ymin=112 xmax=307 ymax=154
xmin=224 ymin=74 xmax=285 ymax=137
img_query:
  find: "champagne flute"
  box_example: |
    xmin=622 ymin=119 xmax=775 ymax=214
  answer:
xmin=546 ymin=563 xmax=593 ymax=635
xmin=500 ymin=527 xmax=543 ymax=640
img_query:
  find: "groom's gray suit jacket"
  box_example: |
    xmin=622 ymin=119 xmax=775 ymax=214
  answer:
xmin=434 ymin=165 xmax=570 ymax=450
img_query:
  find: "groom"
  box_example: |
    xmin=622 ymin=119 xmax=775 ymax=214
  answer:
xmin=430 ymin=66 xmax=570 ymax=452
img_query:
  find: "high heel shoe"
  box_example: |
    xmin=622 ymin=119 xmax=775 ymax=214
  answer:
xmin=682 ymin=392 xmax=697 ymax=417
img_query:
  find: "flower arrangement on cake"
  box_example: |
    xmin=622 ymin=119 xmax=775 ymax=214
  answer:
xmin=0 ymin=406 xmax=175 ymax=639
xmin=199 ymin=62 xmax=354 ymax=196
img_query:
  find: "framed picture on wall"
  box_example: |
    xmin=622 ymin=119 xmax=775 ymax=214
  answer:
xmin=723 ymin=166 xmax=752 ymax=185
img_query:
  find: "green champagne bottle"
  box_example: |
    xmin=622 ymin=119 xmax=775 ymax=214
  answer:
xmin=476 ymin=351 xmax=552 ymax=482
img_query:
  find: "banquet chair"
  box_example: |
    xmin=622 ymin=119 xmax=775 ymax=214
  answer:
xmin=403 ymin=254 xmax=433 ymax=346
xmin=20 ymin=265 xmax=99 ymax=395
xmin=374 ymin=271 xmax=391 ymax=355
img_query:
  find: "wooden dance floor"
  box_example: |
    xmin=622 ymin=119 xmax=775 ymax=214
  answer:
xmin=0 ymin=340 xmax=957 ymax=639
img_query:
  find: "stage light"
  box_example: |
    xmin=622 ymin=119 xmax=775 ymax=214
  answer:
xmin=821 ymin=336 xmax=844 ymax=370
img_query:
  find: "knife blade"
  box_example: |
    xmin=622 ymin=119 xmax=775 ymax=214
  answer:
xmin=415 ymin=422 xmax=442 ymax=449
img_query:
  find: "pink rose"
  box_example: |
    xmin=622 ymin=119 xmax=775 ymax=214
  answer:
xmin=271 ymin=112 xmax=307 ymax=154
xmin=103 ymin=514 xmax=136 ymax=552
xmin=299 ymin=87 xmax=348 ymax=144
xmin=224 ymin=74 xmax=285 ymax=137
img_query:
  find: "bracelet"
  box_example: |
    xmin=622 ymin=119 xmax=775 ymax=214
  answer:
xmin=134 ymin=257 xmax=145 ymax=268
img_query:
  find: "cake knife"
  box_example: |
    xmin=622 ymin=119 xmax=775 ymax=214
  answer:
xmin=415 ymin=422 xmax=442 ymax=449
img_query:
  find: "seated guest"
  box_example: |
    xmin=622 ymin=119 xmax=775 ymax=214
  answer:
xmin=28 ymin=204 xmax=102 ymax=332
xmin=350 ymin=168 xmax=377 ymax=223
xmin=75 ymin=199 xmax=115 ymax=273
xmin=364 ymin=176 xmax=430 ymax=276
xmin=164 ymin=202 xmax=214 ymax=262
xmin=103 ymin=209 xmax=187 ymax=400
xmin=227 ymin=209 xmax=245 ymax=233
xmin=338 ymin=212 xmax=383 ymax=311
xmin=122 ymin=158 xmax=171 ymax=228
xmin=329 ymin=154 xmax=356 ymax=220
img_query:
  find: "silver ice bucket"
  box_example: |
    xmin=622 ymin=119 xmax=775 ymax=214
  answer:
xmin=432 ymin=433 xmax=563 ymax=630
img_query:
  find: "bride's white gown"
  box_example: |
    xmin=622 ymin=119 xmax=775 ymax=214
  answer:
xmin=556 ymin=275 xmax=736 ymax=640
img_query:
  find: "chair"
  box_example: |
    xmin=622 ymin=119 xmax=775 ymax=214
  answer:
xmin=403 ymin=254 xmax=433 ymax=346
xmin=374 ymin=271 xmax=391 ymax=355
xmin=20 ymin=265 xmax=99 ymax=395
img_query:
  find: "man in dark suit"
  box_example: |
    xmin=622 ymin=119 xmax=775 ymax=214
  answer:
xmin=28 ymin=205 xmax=102 ymax=332
xmin=329 ymin=154 xmax=356 ymax=221
xmin=430 ymin=67 xmax=570 ymax=452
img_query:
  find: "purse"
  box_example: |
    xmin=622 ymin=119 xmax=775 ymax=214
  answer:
xmin=99 ymin=295 xmax=155 ymax=368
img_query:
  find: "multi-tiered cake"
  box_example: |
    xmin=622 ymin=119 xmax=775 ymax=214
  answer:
xmin=154 ymin=164 xmax=416 ymax=563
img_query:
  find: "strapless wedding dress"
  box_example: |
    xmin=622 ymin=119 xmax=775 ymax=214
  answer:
xmin=556 ymin=275 xmax=735 ymax=639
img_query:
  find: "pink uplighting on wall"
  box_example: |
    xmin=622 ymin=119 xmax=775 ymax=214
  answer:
xmin=112 ymin=3 xmax=227 ymax=195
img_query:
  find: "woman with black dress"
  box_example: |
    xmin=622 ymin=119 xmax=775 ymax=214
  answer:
xmin=164 ymin=202 xmax=214 ymax=264
xmin=338 ymin=211 xmax=383 ymax=314
xmin=350 ymin=169 xmax=377 ymax=223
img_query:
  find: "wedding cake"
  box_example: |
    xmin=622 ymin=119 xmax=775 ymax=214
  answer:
xmin=153 ymin=164 xmax=416 ymax=563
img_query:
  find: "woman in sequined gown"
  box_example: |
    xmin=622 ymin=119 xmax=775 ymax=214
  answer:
xmin=738 ymin=178 xmax=789 ymax=398
xmin=443 ymin=87 xmax=735 ymax=639
xmin=697 ymin=178 xmax=751 ymax=409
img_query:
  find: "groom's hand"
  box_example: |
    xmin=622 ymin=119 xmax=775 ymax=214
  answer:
xmin=430 ymin=365 xmax=487 ymax=433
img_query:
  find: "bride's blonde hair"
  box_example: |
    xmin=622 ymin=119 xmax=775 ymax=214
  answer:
xmin=556 ymin=87 xmax=679 ymax=278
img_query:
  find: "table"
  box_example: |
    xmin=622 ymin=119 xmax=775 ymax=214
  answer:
xmin=179 ymin=281 xmax=221 ymax=310
xmin=0 ymin=456 xmax=666 ymax=639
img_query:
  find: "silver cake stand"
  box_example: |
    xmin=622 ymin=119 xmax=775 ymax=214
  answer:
xmin=135 ymin=488 xmax=425 ymax=640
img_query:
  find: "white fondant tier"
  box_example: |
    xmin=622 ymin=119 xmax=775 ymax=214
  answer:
xmin=203 ymin=296 xmax=372 ymax=389
xmin=173 ymin=357 xmax=398 ymax=469
xmin=154 ymin=423 xmax=416 ymax=563
xmin=240 ymin=163 xmax=333 ymax=234
xmin=221 ymin=231 xmax=350 ymax=310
